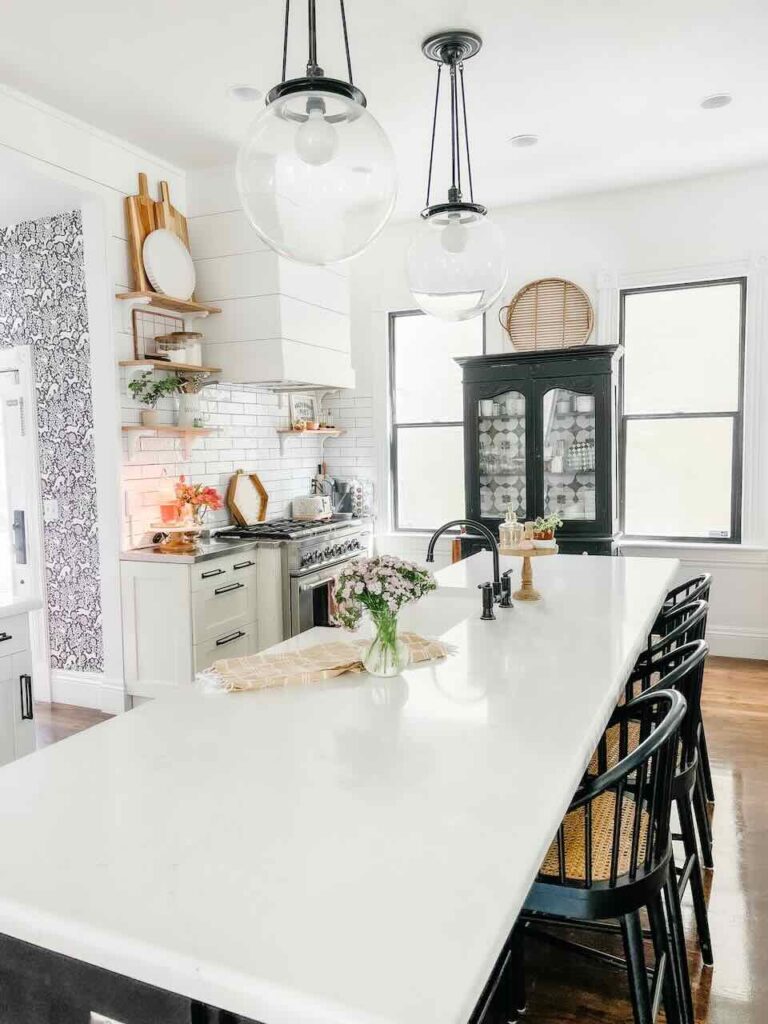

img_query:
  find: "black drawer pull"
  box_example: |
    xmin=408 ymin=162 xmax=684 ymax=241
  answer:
xmin=216 ymin=630 xmax=246 ymax=647
xmin=19 ymin=674 xmax=33 ymax=721
xmin=201 ymin=567 xmax=227 ymax=579
xmin=0 ymin=632 xmax=11 ymax=643
xmin=214 ymin=582 xmax=245 ymax=596
xmin=234 ymin=560 xmax=255 ymax=570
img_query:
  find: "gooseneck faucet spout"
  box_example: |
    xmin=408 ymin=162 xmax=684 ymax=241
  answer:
xmin=425 ymin=519 xmax=502 ymax=600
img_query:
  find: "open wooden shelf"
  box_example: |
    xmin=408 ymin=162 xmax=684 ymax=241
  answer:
xmin=115 ymin=291 xmax=222 ymax=316
xmin=122 ymin=425 xmax=214 ymax=435
xmin=120 ymin=359 xmax=221 ymax=375
xmin=276 ymin=427 xmax=345 ymax=455
xmin=276 ymin=428 xmax=345 ymax=437
xmin=122 ymin=424 xmax=215 ymax=461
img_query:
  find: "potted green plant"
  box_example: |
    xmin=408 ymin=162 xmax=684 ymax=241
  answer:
xmin=127 ymin=372 xmax=184 ymax=427
xmin=532 ymin=513 xmax=563 ymax=549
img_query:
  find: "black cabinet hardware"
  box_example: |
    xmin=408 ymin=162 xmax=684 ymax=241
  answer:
xmin=234 ymin=560 xmax=255 ymax=570
xmin=214 ymin=582 xmax=245 ymax=596
xmin=19 ymin=675 xmax=33 ymax=720
xmin=0 ymin=632 xmax=11 ymax=643
xmin=201 ymin=567 xmax=227 ymax=579
xmin=216 ymin=630 xmax=246 ymax=647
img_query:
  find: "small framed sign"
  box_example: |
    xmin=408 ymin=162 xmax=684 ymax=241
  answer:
xmin=289 ymin=393 xmax=319 ymax=426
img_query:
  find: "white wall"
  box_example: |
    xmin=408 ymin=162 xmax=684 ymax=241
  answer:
xmin=349 ymin=163 xmax=768 ymax=657
xmin=0 ymin=82 xmax=186 ymax=711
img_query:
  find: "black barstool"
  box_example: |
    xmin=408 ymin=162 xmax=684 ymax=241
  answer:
xmin=638 ymin=601 xmax=713 ymax=865
xmin=653 ymin=575 xmax=714 ymax=804
xmin=625 ymin=639 xmax=713 ymax=966
xmin=517 ymin=689 xmax=690 ymax=1024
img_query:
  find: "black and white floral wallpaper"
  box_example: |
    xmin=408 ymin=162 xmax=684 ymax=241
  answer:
xmin=0 ymin=209 xmax=103 ymax=672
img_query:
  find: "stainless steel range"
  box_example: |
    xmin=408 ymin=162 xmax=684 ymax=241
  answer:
xmin=216 ymin=517 xmax=372 ymax=638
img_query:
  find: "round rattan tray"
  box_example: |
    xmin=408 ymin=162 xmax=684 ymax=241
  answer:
xmin=499 ymin=278 xmax=594 ymax=352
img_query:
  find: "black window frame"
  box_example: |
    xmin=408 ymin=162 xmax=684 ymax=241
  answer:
xmin=388 ymin=309 xmax=486 ymax=533
xmin=619 ymin=276 xmax=746 ymax=544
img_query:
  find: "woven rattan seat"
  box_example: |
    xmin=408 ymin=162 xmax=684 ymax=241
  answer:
xmin=539 ymin=790 xmax=649 ymax=882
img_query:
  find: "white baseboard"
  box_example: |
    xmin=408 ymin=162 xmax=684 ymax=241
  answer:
xmin=49 ymin=670 xmax=128 ymax=714
xmin=707 ymin=626 xmax=768 ymax=660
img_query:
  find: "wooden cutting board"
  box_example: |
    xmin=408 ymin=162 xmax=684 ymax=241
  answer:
xmin=124 ymin=172 xmax=156 ymax=292
xmin=155 ymin=181 xmax=191 ymax=250
xmin=154 ymin=180 xmax=194 ymax=300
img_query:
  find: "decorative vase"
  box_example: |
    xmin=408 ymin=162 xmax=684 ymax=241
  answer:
xmin=174 ymin=392 xmax=203 ymax=428
xmin=141 ymin=408 xmax=159 ymax=426
xmin=362 ymin=613 xmax=410 ymax=677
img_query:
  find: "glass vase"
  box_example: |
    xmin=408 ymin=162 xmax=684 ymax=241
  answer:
xmin=362 ymin=613 xmax=410 ymax=677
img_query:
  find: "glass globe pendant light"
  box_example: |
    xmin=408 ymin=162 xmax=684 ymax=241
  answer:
xmin=407 ymin=32 xmax=507 ymax=321
xmin=236 ymin=0 xmax=397 ymax=265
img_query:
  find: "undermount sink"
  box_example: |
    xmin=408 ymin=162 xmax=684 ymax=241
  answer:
xmin=398 ymin=589 xmax=483 ymax=637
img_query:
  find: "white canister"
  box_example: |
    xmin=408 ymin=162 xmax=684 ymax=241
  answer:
xmin=480 ymin=400 xmax=494 ymax=417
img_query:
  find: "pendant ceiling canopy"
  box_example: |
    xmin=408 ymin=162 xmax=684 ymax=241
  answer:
xmin=236 ymin=0 xmax=397 ymax=266
xmin=407 ymin=31 xmax=508 ymax=322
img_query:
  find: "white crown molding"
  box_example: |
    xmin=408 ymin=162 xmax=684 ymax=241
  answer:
xmin=0 ymin=82 xmax=185 ymax=178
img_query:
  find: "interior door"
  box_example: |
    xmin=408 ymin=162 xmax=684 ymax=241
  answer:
xmin=0 ymin=347 xmax=48 ymax=699
xmin=533 ymin=375 xmax=609 ymax=534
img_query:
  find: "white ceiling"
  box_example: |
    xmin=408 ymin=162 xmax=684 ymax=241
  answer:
xmin=1 ymin=0 xmax=767 ymax=214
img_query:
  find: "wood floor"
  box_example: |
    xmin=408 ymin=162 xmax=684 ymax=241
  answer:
xmin=33 ymin=656 xmax=768 ymax=1024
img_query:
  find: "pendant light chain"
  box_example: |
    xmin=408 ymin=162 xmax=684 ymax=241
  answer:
xmin=459 ymin=63 xmax=475 ymax=203
xmin=425 ymin=63 xmax=443 ymax=207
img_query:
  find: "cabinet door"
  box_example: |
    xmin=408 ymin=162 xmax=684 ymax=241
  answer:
xmin=466 ymin=383 xmax=532 ymax=525
xmin=533 ymin=376 xmax=610 ymax=533
xmin=11 ymin=651 xmax=34 ymax=759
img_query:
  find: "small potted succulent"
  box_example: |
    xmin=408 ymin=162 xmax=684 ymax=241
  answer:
xmin=127 ymin=371 xmax=184 ymax=426
xmin=532 ymin=513 xmax=563 ymax=549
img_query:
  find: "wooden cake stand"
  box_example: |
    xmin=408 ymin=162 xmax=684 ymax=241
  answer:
xmin=152 ymin=522 xmax=204 ymax=554
xmin=498 ymin=545 xmax=558 ymax=601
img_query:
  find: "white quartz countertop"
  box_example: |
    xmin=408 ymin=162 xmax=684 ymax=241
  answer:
xmin=0 ymin=593 xmax=42 ymax=620
xmin=0 ymin=553 xmax=677 ymax=1024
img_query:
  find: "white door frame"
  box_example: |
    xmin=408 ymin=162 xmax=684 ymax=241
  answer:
xmin=0 ymin=345 xmax=50 ymax=701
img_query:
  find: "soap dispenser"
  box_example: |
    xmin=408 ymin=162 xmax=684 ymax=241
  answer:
xmin=499 ymin=507 xmax=518 ymax=551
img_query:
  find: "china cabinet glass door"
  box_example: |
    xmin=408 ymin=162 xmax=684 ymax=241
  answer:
xmin=540 ymin=386 xmax=597 ymax=523
xmin=477 ymin=390 xmax=527 ymax=520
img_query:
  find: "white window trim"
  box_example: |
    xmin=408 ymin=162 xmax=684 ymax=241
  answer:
xmin=596 ymin=257 xmax=768 ymax=547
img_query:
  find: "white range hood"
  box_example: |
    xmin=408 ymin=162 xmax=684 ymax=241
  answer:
xmin=187 ymin=165 xmax=355 ymax=391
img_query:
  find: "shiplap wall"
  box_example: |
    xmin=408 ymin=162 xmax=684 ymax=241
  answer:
xmin=186 ymin=165 xmax=354 ymax=388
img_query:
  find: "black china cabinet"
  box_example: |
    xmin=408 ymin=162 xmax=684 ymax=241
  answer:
xmin=456 ymin=345 xmax=623 ymax=555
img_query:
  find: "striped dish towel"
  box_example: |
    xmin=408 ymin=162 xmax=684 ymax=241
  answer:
xmin=198 ymin=632 xmax=449 ymax=693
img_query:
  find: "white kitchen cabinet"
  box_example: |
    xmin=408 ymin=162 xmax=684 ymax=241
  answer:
xmin=0 ymin=614 xmax=36 ymax=765
xmin=121 ymin=548 xmax=261 ymax=698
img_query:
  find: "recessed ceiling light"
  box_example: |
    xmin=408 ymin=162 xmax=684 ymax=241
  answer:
xmin=700 ymin=93 xmax=732 ymax=110
xmin=509 ymin=134 xmax=539 ymax=148
xmin=228 ymin=85 xmax=262 ymax=102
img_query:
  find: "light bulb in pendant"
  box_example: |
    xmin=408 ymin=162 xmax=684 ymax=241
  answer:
xmin=441 ymin=214 xmax=467 ymax=253
xmin=295 ymin=107 xmax=338 ymax=166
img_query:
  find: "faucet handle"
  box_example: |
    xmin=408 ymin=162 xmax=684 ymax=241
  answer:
xmin=479 ymin=581 xmax=495 ymax=618
xmin=499 ymin=570 xmax=514 ymax=609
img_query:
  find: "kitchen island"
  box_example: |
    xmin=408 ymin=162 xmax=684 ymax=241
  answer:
xmin=0 ymin=553 xmax=677 ymax=1024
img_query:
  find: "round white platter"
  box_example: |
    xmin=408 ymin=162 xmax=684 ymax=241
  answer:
xmin=142 ymin=228 xmax=196 ymax=300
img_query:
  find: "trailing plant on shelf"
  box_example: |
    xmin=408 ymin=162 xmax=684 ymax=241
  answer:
xmin=333 ymin=555 xmax=436 ymax=677
xmin=127 ymin=371 xmax=185 ymax=426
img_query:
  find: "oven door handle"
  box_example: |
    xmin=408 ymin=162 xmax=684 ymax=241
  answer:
xmin=299 ymin=574 xmax=340 ymax=592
